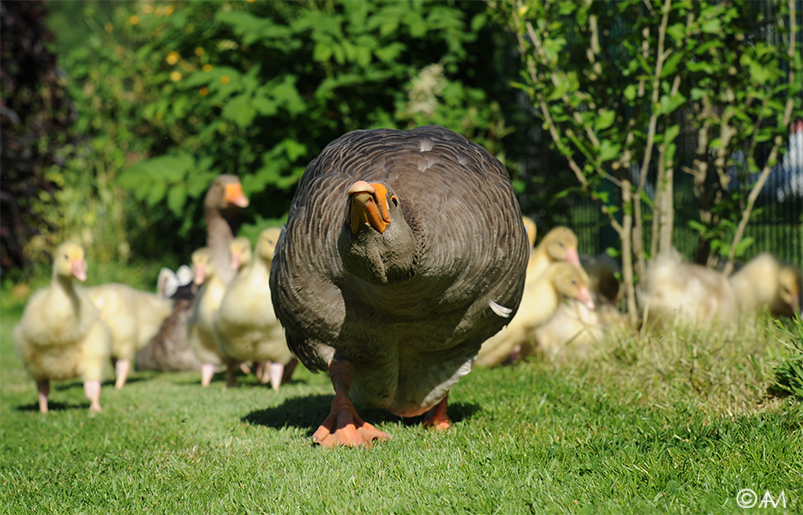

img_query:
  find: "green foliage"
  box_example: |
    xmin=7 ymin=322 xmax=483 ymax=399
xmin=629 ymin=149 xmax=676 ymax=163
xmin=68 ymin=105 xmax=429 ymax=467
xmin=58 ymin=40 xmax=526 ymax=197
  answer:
xmin=61 ymin=1 xmax=510 ymax=258
xmin=773 ymin=315 xmax=803 ymax=398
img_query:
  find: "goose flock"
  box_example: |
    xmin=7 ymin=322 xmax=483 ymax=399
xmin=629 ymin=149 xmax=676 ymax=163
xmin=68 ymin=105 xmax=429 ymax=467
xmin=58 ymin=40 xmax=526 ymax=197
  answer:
xmin=12 ymin=125 xmax=803 ymax=447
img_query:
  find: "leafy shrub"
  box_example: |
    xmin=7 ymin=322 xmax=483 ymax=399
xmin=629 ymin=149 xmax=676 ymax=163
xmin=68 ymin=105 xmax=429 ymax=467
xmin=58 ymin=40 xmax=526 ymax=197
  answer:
xmin=60 ymin=1 xmax=511 ymax=259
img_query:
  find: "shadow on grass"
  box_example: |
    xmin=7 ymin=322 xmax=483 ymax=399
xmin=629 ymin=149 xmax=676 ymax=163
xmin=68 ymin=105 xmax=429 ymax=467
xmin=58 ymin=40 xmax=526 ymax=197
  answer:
xmin=242 ymin=394 xmax=482 ymax=437
xmin=16 ymin=400 xmax=86 ymax=412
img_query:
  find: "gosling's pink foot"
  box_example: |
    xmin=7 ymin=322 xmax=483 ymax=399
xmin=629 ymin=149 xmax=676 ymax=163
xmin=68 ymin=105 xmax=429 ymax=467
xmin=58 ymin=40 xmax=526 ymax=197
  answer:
xmin=114 ymin=359 xmax=130 ymax=389
xmin=84 ymin=380 xmax=102 ymax=414
xmin=201 ymin=363 xmax=215 ymax=387
xmin=37 ymin=380 xmax=50 ymax=414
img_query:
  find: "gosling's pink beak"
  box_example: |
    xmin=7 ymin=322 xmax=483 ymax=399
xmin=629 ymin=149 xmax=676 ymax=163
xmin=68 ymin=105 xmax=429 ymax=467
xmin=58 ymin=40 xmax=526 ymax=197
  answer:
xmin=71 ymin=259 xmax=87 ymax=282
xmin=193 ymin=264 xmax=206 ymax=285
xmin=230 ymin=252 xmax=241 ymax=271
xmin=577 ymin=286 xmax=595 ymax=310
xmin=565 ymin=248 xmax=581 ymax=267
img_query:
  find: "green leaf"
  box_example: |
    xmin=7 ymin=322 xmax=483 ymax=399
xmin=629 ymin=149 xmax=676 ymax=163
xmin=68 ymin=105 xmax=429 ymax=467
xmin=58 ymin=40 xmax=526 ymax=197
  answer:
xmin=624 ymin=84 xmax=637 ymax=102
xmin=598 ymin=140 xmax=621 ymax=162
xmin=595 ymin=110 xmax=616 ymax=132
xmin=167 ymin=183 xmax=186 ymax=216
xmin=313 ymin=42 xmax=332 ymax=62
xmin=734 ymin=236 xmax=755 ymax=257
xmin=283 ymin=139 xmax=307 ymax=162
xmin=470 ymin=13 xmax=487 ymax=32
xmin=222 ymin=94 xmax=256 ymax=128
xmin=666 ymin=23 xmax=686 ymax=42
xmin=146 ymin=181 xmax=167 ymax=207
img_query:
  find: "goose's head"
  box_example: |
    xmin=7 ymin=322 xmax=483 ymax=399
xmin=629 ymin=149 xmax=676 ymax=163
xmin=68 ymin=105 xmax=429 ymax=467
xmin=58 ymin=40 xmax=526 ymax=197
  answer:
xmin=205 ymin=175 xmax=250 ymax=212
xmin=542 ymin=227 xmax=580 ymax=267
xmin=229 ymin=237 xmax=253 ymax=272
xmin=191 ymin=248 xmax=216 ymax=285
xmin=550 ymin=262 xmax=595 ymax=310
xmin=54 ymin=242 xmax=87 ymax=282
xmin=337 ymin=180 xmax=416 ymax=285
xmin=256 ymin=227 xmax=282 ymax=263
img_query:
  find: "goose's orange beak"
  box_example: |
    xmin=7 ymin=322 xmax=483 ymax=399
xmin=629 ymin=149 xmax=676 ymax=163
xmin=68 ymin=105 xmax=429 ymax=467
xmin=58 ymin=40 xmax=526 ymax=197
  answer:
xmin=224 ymin=183 xmax=250 ymax=208
xmin=230 ymin=251 xmax=241 ymax=271
xmin=347 ymin=181 xmax=390 ymax=235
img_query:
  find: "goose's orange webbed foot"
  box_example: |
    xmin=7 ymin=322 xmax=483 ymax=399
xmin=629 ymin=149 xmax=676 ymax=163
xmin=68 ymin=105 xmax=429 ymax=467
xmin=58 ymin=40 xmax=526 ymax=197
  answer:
xmin=422 ymin=394 xmax=451 ymax=431
xmin=313 ymin=359 xmax=391 ymax=448
xmin=312 ymin=395 xmax=390 ymax=448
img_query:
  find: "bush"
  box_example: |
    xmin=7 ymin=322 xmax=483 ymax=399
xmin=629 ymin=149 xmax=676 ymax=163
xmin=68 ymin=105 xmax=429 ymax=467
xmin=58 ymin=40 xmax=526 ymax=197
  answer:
xmin=59 ymin=1 xmax=512 ymax=260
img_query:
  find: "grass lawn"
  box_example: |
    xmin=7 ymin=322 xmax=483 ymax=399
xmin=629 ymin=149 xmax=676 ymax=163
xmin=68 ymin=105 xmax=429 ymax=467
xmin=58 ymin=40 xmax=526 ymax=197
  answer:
xmin=1 ymin=273 xmax=801 ymax=514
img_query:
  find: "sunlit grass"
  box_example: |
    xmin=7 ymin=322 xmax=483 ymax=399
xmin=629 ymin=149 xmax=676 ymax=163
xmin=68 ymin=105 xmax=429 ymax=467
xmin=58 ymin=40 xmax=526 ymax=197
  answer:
xmin=1 ymin=278 xmax=801 ymax=514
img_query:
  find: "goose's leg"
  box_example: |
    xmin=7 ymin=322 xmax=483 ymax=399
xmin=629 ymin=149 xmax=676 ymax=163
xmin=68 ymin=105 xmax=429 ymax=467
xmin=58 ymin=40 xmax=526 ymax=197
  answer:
xmin=200 ymin=363 xmax=215 ymax=387
xmin=422 ymin=393 xmax=451 ymax=431
xmin=84 ymin=380 xmax=102 ymax=413
xmin=268 ymin=362 xmax=284 ymax=391
xmin=114 ymin=359 xmax=130 ymax=389
xmin=225 ymin=360 xmax=238 ymax=388
xmin=313 ymin=359 xmax=390 ymax=448
xmin=37 ymin=380 xmax=50 ymax=414
xmin=281 ymin=358 xmax=298 ymax=384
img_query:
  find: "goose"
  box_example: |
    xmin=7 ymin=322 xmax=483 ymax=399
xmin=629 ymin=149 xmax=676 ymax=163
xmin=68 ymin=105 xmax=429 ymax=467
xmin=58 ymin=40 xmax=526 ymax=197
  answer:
xmin=228 ymin=236 xmax=253 ymax=278
xmin=134 ymin=265 xmax=201 ymax=372
xmin=205 ymin=175 xmax=249 ymax=285
xmin=475 ymin=262 xmax=595 ymax=368
xmin=639 ymin=248 xmax=739 ymax=329
xmin=533 ymin=254 xmax=624 ymax=361
xmin=730 ymin=253 xmax=802 ymax=318
xmin=86 ymin=282 xmax=172 ymax=388
xmin=13 ymin=243 xmax=111 ymax=413
xmin=187 ymin=248 xmax=227 ymax=386
xmin=214 ymin=227 xmax=295 ymax=390
xmin=270 ymin=125 xmax=529 ymax=447
xmin=527 ymin=226 xmax=581 ymax=285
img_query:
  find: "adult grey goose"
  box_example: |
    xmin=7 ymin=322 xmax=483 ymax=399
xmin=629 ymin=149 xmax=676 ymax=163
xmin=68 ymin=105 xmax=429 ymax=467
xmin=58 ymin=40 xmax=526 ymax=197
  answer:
xmin=270 ymin=125 xmax=529 ymax=448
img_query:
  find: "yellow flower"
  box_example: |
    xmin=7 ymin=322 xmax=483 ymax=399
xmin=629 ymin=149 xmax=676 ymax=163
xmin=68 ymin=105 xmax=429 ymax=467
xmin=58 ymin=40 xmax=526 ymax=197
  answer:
xmin=166 ymin=52 xmax=180 ymax=65
xmin=104 ymin=23 xmax=113 ymax=32
xmin=129 ymin=15 xmax=139 ymax=25
xmin=165 ymin=5 xmax=174 ymax=15
xmin=155 ymin=6 xmax=164 ymax=17
xmin=170 ymin=71 xmax=182 ymax=82
xmin=202 ymin=64 xmax=213 ymax=72
xmin=246 ymin=0 xmax=255 ymax=3
xmin=199 ymin=87 xmax=209 ymax=96
xmin=220 ymin=75 xmax=231 ymax=85
xmin=155 ymin=112 xmax=163 ymax=120
xmin=195 ymin=47 xmax=204 ymax=57
xmin=142 ymin=4 xmax=153 ymax=14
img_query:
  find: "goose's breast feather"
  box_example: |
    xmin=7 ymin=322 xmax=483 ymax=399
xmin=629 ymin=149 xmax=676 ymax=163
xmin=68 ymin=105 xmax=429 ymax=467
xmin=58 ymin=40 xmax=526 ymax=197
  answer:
xmin=271 ymin=126 xmax=528 ymax=376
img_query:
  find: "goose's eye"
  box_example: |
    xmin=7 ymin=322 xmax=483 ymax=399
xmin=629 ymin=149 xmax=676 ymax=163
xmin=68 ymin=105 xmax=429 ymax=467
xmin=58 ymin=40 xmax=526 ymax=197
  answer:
xmin=63 ymin=254 xmax=69 ymax=260
xmin=390 ymin=196 xmax=398 ymax=207
xmin=559 ymin=242 xmax=564 ymax=247
xmin=572 ymin=280 xmax=577 ymax=286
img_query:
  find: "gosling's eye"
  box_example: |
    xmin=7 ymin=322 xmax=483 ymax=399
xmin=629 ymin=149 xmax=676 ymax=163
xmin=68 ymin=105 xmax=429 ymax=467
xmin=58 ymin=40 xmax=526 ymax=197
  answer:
xmin=63 ymin=254 xmax=69 ymax=260
xmin=390 ymin=196 xmax=398 ymax=207
xmin=572 ymin=280 xmax=577 ymax=285
xmin=559 ymin=242 xmax=564 ymax=247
